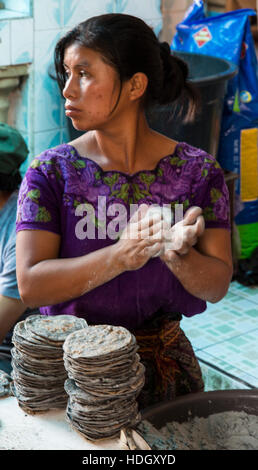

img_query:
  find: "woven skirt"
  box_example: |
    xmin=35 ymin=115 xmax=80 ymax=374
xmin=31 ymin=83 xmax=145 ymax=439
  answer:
xmin=130 ymin=311 xmax=204 ymax=409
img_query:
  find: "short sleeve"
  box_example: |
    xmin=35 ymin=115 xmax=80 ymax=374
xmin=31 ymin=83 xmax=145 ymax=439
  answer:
xmin=192 ymin=154 xmax=231 ymax=231
xmin=0 ymin=231 xmax=20 ymax=299
xmin=16 ymin=153 xmax=62 ymax=235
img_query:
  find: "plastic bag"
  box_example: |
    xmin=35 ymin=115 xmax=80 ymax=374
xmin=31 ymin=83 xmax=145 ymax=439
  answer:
xmin=172 ymin=1 xmax=258 ymax=116
xmin=172 ymin=1 xmax=258 ymax=258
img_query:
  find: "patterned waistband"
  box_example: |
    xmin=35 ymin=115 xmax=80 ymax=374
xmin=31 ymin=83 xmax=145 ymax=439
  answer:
xmin=131 ymin=316 xmax=182 ymax=394
xmin=133 ymin=309 xmax=182 ymax=331
xmin=131 ymin=316 xmax=181 ymax=349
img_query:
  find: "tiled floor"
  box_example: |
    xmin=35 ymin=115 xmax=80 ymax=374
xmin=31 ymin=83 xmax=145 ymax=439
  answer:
xmin=181 ymin=281 xmax=258 ymax=391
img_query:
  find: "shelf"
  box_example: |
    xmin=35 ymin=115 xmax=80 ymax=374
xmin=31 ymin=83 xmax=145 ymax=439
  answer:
xmin=0 ymin=8 xmax=30 ymax=20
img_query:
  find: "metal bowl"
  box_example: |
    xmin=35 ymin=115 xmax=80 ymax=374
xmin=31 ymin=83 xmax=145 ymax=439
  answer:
xmin=142 ymin=389 xmax=258 ymax=428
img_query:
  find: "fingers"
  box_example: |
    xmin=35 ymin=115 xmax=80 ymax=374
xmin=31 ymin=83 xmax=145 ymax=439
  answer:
xmin=123 ymin=205 xmax=205 ymax=261
xmin=180 ymin=222 xmax=201 ymax=248
xmin=195 ymin=215 xmax=205 ymax=236
xmin=183 ymin=206 xmax=202 ymax=226
xmin=130 ymin=204 xmax=162 ymax=229
xmin=129 ymin=204 xmax=149 ymax=223
xmin=140 ymin=220 xmax=164 ymax=240
xmin=142 ymin=242 xmax=164 ymax=258
xmin=139 ymin=214 xmax=162 ymax=234
xmin=129 ymin=204 xmax=163 ymax=239
xmin=163 ymin=213 xmax=205 ymax=256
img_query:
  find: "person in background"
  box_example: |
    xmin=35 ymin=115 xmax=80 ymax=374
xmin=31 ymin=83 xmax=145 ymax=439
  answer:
xmin=0 ymin=123 xmax=36 ymax=373
xmin=15 ymin=14 xmax=233 ymax=407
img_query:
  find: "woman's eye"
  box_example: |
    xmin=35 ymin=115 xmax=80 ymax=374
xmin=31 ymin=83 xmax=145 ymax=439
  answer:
xmin=79 ymin=70 xmax=88 ymax=78
xmin=63 ymin=70 xmax=89 ymax=81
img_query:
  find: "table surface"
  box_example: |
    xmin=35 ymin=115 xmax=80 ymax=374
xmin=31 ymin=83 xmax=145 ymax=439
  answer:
xmin=0 ymin=396 xmax=123 ymax=450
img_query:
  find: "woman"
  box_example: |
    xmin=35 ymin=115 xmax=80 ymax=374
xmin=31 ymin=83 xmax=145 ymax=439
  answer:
xmin=0 ymin=123 xmax=39 ymax=374
xmin=0 ymin=123 xmax=28 ymax=350
xmin=16 ymin=14 xmax=233 ymax=408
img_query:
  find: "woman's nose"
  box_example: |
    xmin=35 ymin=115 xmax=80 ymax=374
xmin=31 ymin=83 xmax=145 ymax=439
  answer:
xmin=62 ymin=75 xmax=78 ymax=100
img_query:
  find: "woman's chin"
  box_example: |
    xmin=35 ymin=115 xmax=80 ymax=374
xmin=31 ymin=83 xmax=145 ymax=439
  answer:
xmin=70 ymin=120 xmax=88 ymax=132
xmin=70 ymin=117 xmax=102 ymax=132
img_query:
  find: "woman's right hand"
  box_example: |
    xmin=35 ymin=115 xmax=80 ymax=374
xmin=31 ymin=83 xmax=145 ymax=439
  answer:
xmin=115 ymin=204 xmax=164 ymax=271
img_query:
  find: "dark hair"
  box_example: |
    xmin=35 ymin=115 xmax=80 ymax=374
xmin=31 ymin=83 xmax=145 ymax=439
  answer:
xmin=0 ymin=170 xmax=21 ymax=191
xmin=54 ymin=13 xmax=198 ymax=120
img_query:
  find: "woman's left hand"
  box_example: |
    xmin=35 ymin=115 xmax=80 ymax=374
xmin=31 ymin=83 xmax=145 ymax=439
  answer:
xmin=160 ymin=206 xmax=205 ymax=261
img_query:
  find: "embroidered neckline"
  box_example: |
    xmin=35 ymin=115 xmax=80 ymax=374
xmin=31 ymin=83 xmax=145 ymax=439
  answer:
xmin=65 ymin=142 xmax=182 ymax=178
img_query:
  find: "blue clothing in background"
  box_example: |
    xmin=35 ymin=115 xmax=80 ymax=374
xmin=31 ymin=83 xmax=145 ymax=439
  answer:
xmin=0 ymin=190 xmax=38 ymax=375
xmin=0 ymin=190 xmax=20 ymax=299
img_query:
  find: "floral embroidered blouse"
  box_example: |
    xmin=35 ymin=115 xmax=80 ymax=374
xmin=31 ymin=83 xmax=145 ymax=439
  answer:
xmin=16 ymin=142 xmax=230 ymax=329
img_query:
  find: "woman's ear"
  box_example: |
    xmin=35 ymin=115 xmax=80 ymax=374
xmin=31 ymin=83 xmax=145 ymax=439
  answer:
xmin=129 ymin=72 xmax=148 ymax=101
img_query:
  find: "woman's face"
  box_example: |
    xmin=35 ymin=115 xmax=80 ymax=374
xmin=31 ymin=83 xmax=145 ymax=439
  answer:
xmin=63 ymin=43 xmax=123 ymax=131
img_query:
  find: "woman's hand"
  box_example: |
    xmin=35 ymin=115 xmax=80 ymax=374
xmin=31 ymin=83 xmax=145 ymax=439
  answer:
xmin=160 ymin=206 xmax=205 ymax=262
xmin=115 ymin=204 xmax=164 ymax=271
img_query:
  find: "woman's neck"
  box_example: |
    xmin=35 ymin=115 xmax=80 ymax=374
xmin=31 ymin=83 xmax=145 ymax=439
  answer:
xmin=96 ymin=111 xmax=151 ymax=173
xmin=75 ymin=109 xmax=156 ymax=174
xmin=70 ymin=106 xmax=177 ymax=174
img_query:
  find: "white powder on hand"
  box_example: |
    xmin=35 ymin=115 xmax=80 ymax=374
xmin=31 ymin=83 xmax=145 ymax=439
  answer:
xmin=137 ymin=411 xmax=258 ymax=450
xmin=141 ymin=206 xmax=173 ymax=258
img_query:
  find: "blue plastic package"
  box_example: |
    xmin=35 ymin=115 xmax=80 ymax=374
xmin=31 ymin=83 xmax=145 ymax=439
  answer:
xmin=172 ymin=1 xmax=258 ymax=258
xmin=172 ymin=1 xmax=258 ymax=115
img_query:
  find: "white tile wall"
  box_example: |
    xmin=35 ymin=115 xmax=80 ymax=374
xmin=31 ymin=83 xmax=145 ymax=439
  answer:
xmin=61 ymin=125 xmax=70 ymax=144
xmin=19 ymin=131 xmax=30 ymax=178
xmin=0 ymin=10 xmax=28 ymax=19
xmin=11 ymin=18 xmax=33 ymax=64
xmin=34 ymin=129 xmax=62 ymax=156
xmin=114 ymin=0 xmax=162 ymax=36
xmin=11 ymin=75 xmax=31 ymax=132
xmin=34 ymin=29 xmax=62 ymax=132
xmin=145 ymin=17 xmax=163 ymax=36
xmin=0 ymin=21 xmax=11 ymax=66
xmin=8 ymin=0 xmax=164 ymax=169
xmin=4 ymin=0 xmax=31 ymax=15
xmin=34 ymin=0 xmax=62 ymax=31
xmin=63 ymin=0 xmax=114 ymax=28
xmin=115 ymin=0 xmax=161 ymax=19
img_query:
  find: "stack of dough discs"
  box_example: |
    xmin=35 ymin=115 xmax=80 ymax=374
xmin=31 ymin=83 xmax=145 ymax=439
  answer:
xmin=11 ymin=314 xmax=87 ymax=414
xmin=63 ymin=325 xmax=145 ymax=440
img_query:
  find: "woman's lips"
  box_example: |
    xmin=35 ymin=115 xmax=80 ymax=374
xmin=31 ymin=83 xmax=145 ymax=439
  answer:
xmin=65 ymin=106 xmax=82 ymax=117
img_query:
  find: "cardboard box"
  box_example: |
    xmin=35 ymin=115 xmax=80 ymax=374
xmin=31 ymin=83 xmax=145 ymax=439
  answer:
xmin=160 ymin=9 xmax=186 ymax=42
xmin=160 ymin=0 xmax=193 ymax=42
xmin=161 ymin=0 xmax=193 ymax=10
xmin=226 ymin=0 xmax=256 ymax=10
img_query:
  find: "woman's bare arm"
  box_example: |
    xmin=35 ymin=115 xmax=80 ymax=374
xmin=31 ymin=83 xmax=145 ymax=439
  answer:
xmin=160 ymin=228 xmax=233 ymax=303
xmin=16 ymin=229 xmax=126 ymax=308
xmin=16 ymin=205 xmax=163 ymax=308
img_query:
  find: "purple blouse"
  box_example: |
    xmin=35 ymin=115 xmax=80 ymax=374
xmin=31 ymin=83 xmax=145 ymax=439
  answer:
xmin=16 ymin=142 xmax=230 ymax=329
